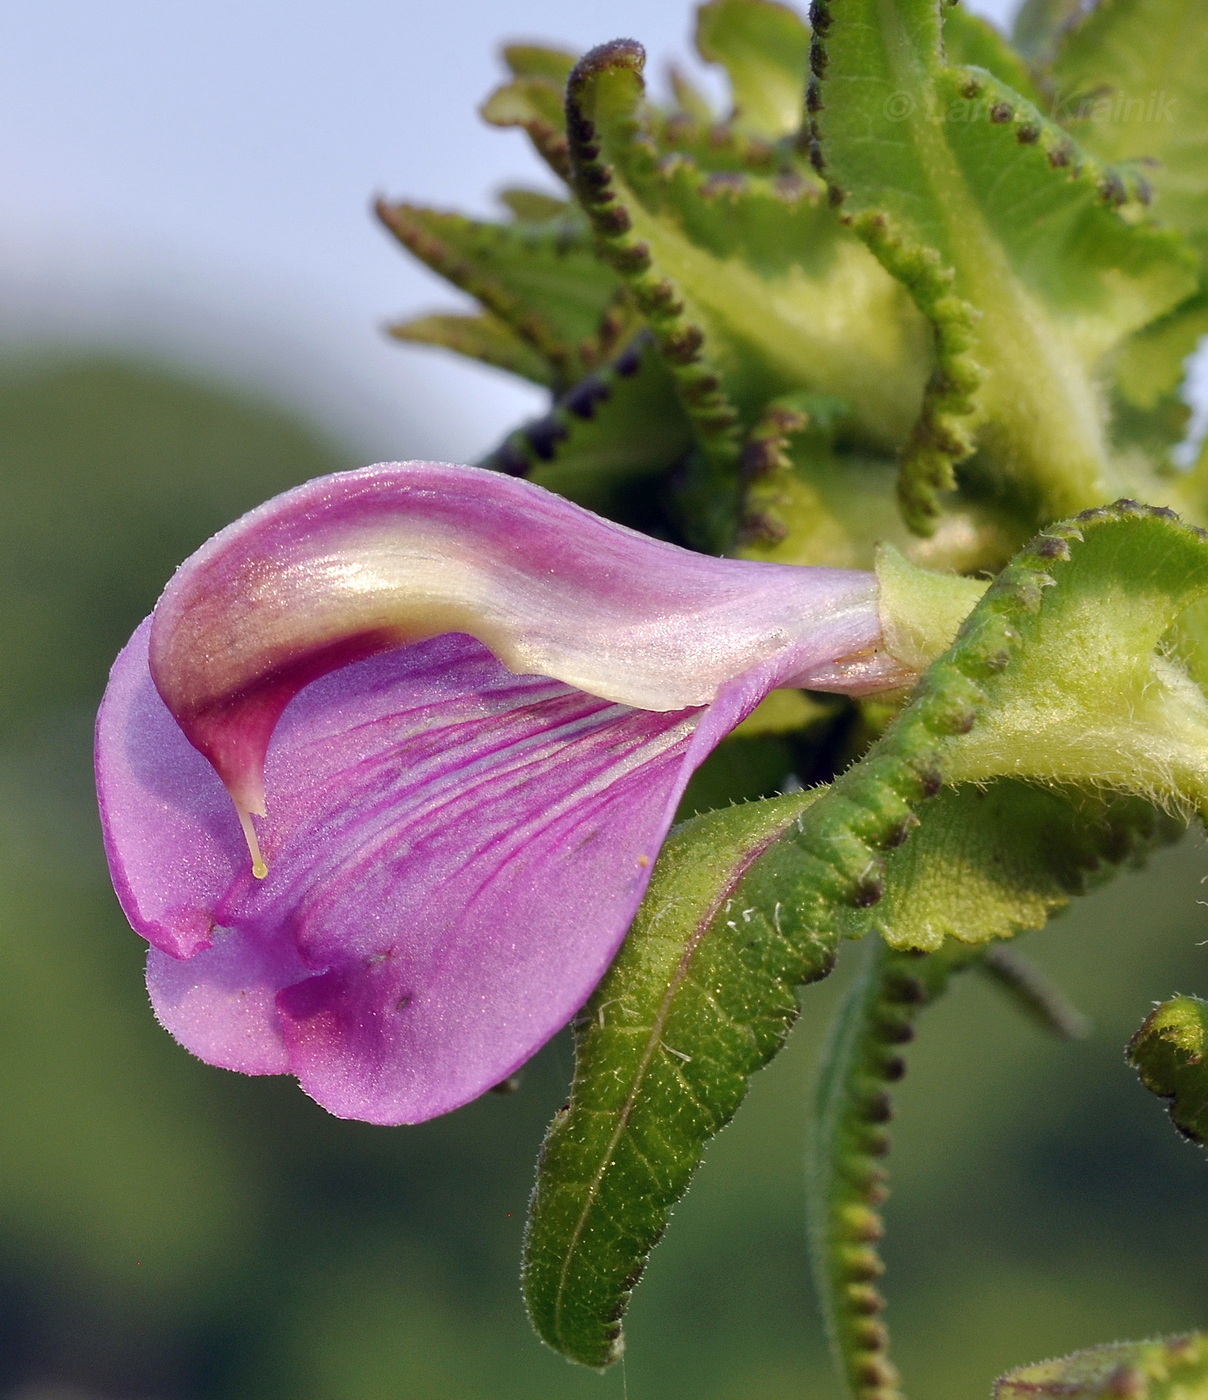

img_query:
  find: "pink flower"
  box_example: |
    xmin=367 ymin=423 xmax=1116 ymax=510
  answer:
xmin=96 ymin=462 xmax=908 ymax=1123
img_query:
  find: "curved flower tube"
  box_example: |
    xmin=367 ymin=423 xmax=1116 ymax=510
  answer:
xmin=96 ymin=462 xmax=912 ymax=1124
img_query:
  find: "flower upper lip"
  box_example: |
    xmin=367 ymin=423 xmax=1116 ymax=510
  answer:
xmin=148 ymin=460 xmax=903 ymax=819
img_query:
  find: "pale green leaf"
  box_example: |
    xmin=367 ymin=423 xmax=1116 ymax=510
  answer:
xmin=1049 ymin=0 xmax=1208 ymax=259
xmin=941 ymin=504 xmax=1208 ymax=812
xmin=566 ymin=42 xmax=934 ymax=460
xmin=497 ymin=186 xmax=573 ymax=222
xmin=694 ymin=0 xmax=812 ymax=137
xmin=386 ymin=311 xmax=555 ymax=386
xmin=1112 ymin=291 xmax=1208 ymax=411
xmin=942 ymin=5 xmax=1043 ymax=101
xmin=501 ymin=42 xmax=577 ymax=83
xmin=1012 ymin=0 xmax=1086 ymax=64
xmin=844 ymin=780 xmax=1181 ymax=952
xmin=376 ymin=201 xmax=625 ymax=388
xmin=481 ymin=73 xmax=572 ymax=180
xmin=996 ymin=1334 xmax=1208 ymax=1400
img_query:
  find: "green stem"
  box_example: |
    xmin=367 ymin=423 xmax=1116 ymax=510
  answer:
xmin=807 ymin=938 xmax=978 ymax=1400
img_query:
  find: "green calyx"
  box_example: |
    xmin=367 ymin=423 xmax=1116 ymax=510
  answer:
xmin=875 ymin=542 xmax=989 ymax=672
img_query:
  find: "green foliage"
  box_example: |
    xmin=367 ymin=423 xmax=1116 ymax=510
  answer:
xmin=480 ymin=332 xmax=692 ymax=530
xmin=941 ymin=5 xmax=1042 ymax=100
xmin=1012 ymin=0 xmax=1085 ymax=64
xmin=387 ymin=311 xmax=556 ymax=387
xmin=846 ymin=781 xmax=1182 ymax=953
xmin=524 ymin=500 xmax=1208 ymax=1364
xmin=376 ymin=201 xmax=629 ymax=391
xmin=1128 ymin=995 xmax=1208 ymax=1149
xmin=807 ymin=0 xmax=1196 ymax=532
xmin=11 ymin=355 xmax=1208 ymax=1397
xmin=694 ymin=0 xmax=812 ymax=136
xmin=996 ymin=1334 xmax=1208 ymax=1400
xmin=1047 ymin=0 xmax=1208 ymax=260
xmin=938 ymin=505 xmax=1208 ymax=811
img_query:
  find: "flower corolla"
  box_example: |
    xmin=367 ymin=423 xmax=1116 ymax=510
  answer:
xmin=96 ymin=462 xmax=911 ymax=1123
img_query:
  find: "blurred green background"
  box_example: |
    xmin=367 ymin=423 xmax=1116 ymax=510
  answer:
xmin=0 ymin=351 xmax=1204 ymax=1400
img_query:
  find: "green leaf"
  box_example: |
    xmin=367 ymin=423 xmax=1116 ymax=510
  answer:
xmin=523 ymin=788 xmax=834 ymax=1369
xmin=996 ymin=1334 xmax=1208 ymax=1400
xmin=939 ymin=503 xmax=1208 ymax=812
xmin=386 ymin=311 xmax=555 ymax=387
xmin=667 ymin=62 xmax=717 ymax=125
xmin=694 ymin=0 xmax=812 ymax=137
xmin=807 ymin=0 xmax=1197 ymax=531
xmin=375 ymin=201 xmax=626 ymax=389
xmin=1048 ymin=0 xmax=1208 ymax=259
xmin=480 ymin=333 xmax=693 ymax=529
xmin=1128 ymin=994 xmax=1208 ymax=1150
xmin=565 ymin=42 xmax=934 ymax=482
xmin=739 ymin=417 xmax=1025 ymax=572
xmin=844 ymin=780 xmax=1181 ymax=952
xmin=496 ymin=186 xmax=573 ymax=222
xmin=1112 ymin=290 xmax=1208 ymax=412
xmin=501 ymin=42 xmax=577 ymax=83
xmin=481 ymin=73 xmax=572 ymax=180
xmin=738 ymin=397 xmax=897 ymax=567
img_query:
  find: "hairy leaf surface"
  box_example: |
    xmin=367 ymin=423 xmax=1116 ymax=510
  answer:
xmin=523 ymin=790 xmax=832 ymax=1369
xmin=808 ymin=0 xmax=1197 ymax=529
xmin=996 ymin=1334 xmax=1208 ymax=1400
xmin=843 ymin=781 xmax=1182 ymax=951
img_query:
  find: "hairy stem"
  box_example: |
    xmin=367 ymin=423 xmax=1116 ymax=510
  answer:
xmin=807 ymin=937 xmax=977 ymax=1400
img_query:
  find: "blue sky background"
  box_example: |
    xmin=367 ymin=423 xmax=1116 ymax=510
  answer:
xmin=0 ymin=1 xmax=1035 ymax=460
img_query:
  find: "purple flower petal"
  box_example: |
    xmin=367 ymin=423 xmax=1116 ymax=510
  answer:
xmin=98 ymin=461 xmax=910 ymax=1123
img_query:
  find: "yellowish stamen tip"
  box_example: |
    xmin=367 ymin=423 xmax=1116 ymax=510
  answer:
xmin=237 ymin=805 xmax=269 ymax=879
